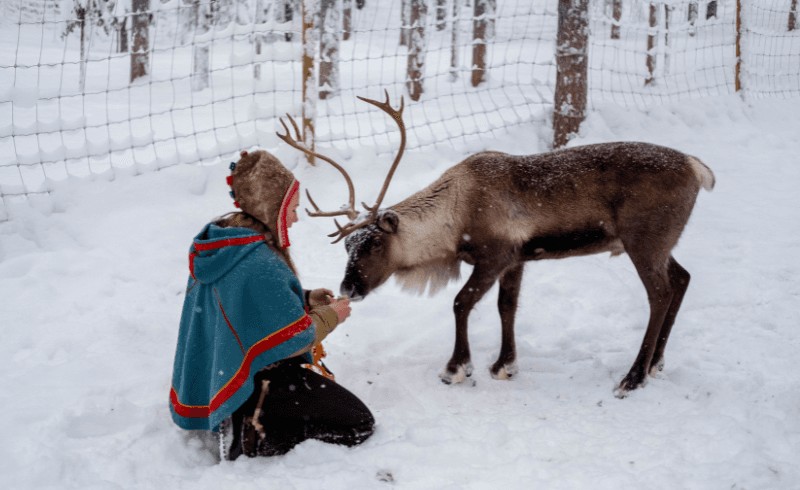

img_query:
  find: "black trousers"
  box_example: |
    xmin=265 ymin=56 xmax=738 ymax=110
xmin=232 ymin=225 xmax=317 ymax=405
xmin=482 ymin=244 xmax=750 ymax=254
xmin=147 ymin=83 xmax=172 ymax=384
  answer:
xmin=227 ymin=357 xmax=374 ymax=459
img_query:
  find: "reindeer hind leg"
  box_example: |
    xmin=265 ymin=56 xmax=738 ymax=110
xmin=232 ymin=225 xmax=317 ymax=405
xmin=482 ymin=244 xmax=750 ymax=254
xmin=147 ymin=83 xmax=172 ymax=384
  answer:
xmin=615 ymin=242 xmax=674 ymax=398
xmin=491 ymin=264 xmax=524 ymax=380
xmin=648 ymin=256 xmax=690 ymax=376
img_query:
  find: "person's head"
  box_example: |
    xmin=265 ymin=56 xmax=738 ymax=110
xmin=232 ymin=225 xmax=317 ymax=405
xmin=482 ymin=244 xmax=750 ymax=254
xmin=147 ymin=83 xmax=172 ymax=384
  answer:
xmin=228 ymin=150 xmax=300 ymax=248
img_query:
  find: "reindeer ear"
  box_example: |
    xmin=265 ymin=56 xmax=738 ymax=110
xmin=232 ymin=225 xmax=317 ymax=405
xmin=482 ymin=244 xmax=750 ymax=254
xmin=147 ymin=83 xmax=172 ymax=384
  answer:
xmin=377 ymin=210 xmax=399 ymax=234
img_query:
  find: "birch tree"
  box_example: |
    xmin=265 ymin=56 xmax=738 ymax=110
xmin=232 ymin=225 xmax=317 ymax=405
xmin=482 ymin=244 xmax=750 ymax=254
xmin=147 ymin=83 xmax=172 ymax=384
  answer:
xmin=192 ymin=0 xmax=215 ymax=91
xmin=319 ymin=0 xmax=341 ymax=100
xmin=406 ymin=0 xmax=426 ymax=101
xmin=64 ymin=0 xmax=119 ymax=91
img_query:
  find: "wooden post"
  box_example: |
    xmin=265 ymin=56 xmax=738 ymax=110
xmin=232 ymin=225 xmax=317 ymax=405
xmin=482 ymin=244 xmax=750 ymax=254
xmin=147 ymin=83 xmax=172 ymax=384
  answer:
xmin=789 ymin=0 xmax=797 ymax=31
xmin=131 ymin=0 xmax=150 ymax=83
xmin=471 ymin=0 xmax=487 ymax=87
xmin=611 ymin=0 xmax=621 ymax=39
xmin=407 ymin=0 xmax=427 ymax=101
xmin=319 ymin=0 xmax=340 ymax=100
xmin=645 ymin=3 xmax=657 ymax=86
xmin=302 ymin=0 xmax=316 ymax=165
xmin=735 ymin=0 xmax=742 ymax=92
xmin=553 ymin=0 xmax=588 ymax=148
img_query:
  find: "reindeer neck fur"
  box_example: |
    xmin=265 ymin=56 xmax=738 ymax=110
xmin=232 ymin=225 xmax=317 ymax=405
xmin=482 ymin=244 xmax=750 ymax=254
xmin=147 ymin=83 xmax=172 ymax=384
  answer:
xmin=388 ymin=167 xmax=471 ymax=295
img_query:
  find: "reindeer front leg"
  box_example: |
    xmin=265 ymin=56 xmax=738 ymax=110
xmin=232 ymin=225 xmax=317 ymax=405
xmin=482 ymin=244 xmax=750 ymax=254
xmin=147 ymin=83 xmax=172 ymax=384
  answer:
xmin=441 ymin=263 xmax=503 ymax=384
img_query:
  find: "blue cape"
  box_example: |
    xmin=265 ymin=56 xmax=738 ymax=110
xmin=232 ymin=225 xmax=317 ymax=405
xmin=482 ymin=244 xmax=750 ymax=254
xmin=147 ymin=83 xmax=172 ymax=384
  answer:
xmin=169 ymin=224 xmax=315 ymax=431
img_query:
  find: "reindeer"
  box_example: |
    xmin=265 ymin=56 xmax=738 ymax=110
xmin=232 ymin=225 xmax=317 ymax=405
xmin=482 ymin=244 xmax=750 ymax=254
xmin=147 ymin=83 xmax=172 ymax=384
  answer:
xmin=277 ymin=91 xmax=715 ymax=397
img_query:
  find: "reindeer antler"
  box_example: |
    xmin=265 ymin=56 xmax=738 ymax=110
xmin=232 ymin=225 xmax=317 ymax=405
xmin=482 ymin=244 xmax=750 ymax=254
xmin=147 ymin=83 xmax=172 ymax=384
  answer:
xmin=276 ymin=115 xmax=359 ymax=222
xmin=277 ymin=90 xmax=407 ymax=243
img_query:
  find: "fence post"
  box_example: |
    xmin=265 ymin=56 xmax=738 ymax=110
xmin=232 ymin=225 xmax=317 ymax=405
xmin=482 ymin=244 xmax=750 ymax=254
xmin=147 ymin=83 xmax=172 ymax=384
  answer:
xmin=407 ymin=0 xmax=427 ymax=101
xmin=789 ymin=0 xmax=797 ymax=31
xmin=645 ymin=3 xmax=657 ymax=86
xmin=131 ymin=0 xmax=150 ymax=83
xmin=553 ymin=0 xmax=588 ymax=149
xmin=302 ymin=0 xmax=317 ymax=165
xmin=319 ymin=0 xmax=340 ymax=100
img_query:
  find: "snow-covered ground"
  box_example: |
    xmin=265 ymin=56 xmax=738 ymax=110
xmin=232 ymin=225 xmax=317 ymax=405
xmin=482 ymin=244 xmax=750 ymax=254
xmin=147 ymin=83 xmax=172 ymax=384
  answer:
xmin=1 ymin=92 xmax=799 ymax=489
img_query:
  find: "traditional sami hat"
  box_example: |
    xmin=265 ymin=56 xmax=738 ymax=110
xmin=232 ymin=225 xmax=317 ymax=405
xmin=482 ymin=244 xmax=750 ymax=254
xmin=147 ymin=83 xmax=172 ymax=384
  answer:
xmin=227 ymin=150 xmax=300 ymax=248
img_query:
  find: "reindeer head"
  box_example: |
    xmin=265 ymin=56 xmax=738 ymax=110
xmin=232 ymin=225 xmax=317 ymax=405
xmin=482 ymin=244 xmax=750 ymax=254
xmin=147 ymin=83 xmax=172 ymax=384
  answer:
xmin=276 ymin=90 xmax=406 ymax=301
xmin=339 ymin=210 xmax=401 ymax=300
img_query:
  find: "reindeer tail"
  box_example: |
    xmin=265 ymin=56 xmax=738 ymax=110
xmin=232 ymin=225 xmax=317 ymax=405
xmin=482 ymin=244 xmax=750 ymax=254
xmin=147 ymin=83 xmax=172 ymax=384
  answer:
xmin=688 ymin=156 xmax=715 ymax=191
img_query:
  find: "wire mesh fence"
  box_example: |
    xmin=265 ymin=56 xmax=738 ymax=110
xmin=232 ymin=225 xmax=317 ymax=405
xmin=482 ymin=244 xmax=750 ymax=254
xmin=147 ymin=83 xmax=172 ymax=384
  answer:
xmin=1 ymin=0 xmax=798 ymax=220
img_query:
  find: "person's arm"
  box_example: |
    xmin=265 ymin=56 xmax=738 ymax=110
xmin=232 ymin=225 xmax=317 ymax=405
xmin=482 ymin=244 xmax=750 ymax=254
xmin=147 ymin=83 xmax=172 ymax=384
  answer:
xmin=288 ymin=298 xmax=351 ymax=357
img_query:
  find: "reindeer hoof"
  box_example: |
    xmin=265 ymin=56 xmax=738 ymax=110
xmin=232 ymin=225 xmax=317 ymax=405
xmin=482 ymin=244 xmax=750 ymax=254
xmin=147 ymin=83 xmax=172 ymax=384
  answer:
xmin=490 ymin=361 xmax=518 ymax=380
xmin=648 ymin=358 xmax=665 ymax=378
xmin=440 ymin=362 xmax=473 ymax=385
xmin=614 ymin=373 xmax=647 ymax=398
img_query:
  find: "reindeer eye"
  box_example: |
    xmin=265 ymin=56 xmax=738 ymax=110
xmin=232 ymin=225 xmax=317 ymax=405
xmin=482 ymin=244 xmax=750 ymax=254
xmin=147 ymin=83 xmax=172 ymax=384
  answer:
xmin=372 ymin=238 xmax=383 ymax=251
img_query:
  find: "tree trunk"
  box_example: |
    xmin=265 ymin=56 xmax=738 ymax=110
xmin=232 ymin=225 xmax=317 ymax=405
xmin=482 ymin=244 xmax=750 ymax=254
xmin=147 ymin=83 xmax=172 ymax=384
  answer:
xmin=302 ymin=0 xmax=317 ymax=165
xmin=406 ymin=0 xmax=427 ymax=101
xmin=706 ymin=1 xmax=717 ymax=19
xmin=664 ymin=4 xmax=671 ymax=76
xmin=436 ymin=0 xmax=446 ymax=30
xmin=450 ymin=0 xmax=459 ymax=81
xmin=790 ymin=0 xmax=798 ymax=31
xmin=645 ymin=3 xmax=657 ymax=86
xmin=611 ymin=0 xmax=621 ymax=39
xmin=688 ymin=2 xmax=697 ymax=37
xmin=319 ymin=0 xmax=340 ymax=100
xmin=254 ymin=0 xmax=265 ymax=80
xmin=192 ymin=0 xmax=212 ymax=91
xmin=79 ymin=17 xmax=86 ymax=92
xmin=471 ymin=0 xmax=488 ymax=87
xmin=131 ymin=0 xmax=150 ymax=83
xmin=343 ymin=0 xmax=352 ymax=40
xmin=118 ymin=15 xmax=129 ymax=52
xmin=400 ymin=0 xmax=410 ymax=46
xmin=552 ymin=0 xmax=588 ymax=149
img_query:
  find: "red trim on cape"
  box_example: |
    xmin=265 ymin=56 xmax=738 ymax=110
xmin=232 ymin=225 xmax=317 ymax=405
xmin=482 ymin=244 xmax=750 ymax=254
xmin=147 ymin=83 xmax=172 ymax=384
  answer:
xmin=190 ymin=235 xmax=263 ymax=279
xmin=194 ymin=235 xmax=263 ymax=252
xmin=276 ymin=179 xmax=299 ymax=249
xmin=170 ymin=314 xmax=313 ymax=419
xmin=214 ymin=289 xmax=245 ymax=356
xmin=189 ymin=252 xmax=198 ymax=280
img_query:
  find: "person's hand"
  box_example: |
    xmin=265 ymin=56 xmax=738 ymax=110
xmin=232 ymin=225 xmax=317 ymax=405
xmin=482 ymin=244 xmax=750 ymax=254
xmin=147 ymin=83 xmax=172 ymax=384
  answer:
xmin=330 ymin=297 xmax=351 ymax=324
xmin=308 ymin=288 xmax=334 ymax=306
